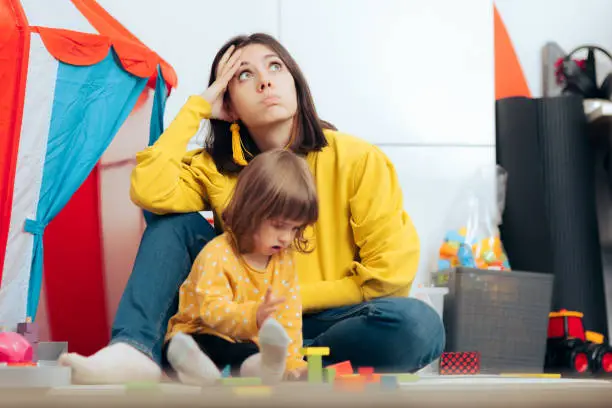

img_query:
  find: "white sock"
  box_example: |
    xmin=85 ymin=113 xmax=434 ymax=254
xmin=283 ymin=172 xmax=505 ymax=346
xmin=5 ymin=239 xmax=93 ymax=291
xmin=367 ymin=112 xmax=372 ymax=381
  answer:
xmin=166 ymin=332 xmax=220 ymax=386
xmin=58 ymin=342 xmax=161 ymax=384
xmin=242 ymin=318 xmax=290 ymax=384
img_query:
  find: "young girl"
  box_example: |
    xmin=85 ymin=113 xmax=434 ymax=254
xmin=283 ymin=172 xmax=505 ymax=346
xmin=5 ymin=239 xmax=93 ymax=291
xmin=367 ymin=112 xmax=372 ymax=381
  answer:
xmin=163 ymin=149 xmax=317 ymax=385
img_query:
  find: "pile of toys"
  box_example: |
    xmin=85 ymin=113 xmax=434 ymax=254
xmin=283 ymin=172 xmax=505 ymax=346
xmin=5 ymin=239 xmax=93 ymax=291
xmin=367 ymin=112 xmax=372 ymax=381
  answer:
xmin=0 ymin=318 xmax=38 ymax=365
xmin=437 ymin=226 xmax=511 ymax=272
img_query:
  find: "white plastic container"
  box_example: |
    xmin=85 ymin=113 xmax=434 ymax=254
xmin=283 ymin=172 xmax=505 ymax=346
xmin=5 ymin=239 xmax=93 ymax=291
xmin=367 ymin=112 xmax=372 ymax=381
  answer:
xmin=410 ymin=286 xmax=448 ymax=320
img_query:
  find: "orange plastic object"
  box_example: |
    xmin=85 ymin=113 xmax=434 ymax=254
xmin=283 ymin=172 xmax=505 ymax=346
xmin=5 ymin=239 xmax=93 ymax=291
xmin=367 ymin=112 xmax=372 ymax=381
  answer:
xmin=327 ymin=360 xmax=353 ymax=376
xmin=358 ymin=367 xmax=374 ymax=381
xmin=334 ymin=375 xmax=366 ymax=392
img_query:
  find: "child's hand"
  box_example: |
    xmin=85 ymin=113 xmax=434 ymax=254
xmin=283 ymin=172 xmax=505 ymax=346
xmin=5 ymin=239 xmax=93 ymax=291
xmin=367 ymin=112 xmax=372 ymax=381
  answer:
xmin=256 ymin=288 xmax=286 ymax=328
xmin=286 ymin=366 xmax=308 ymax=381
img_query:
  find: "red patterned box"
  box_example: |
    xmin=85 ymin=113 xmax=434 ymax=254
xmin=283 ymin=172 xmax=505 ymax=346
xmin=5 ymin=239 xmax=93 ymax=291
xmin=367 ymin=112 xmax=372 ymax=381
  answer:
xmin=439 ymin=351 xmax=481 ymax=375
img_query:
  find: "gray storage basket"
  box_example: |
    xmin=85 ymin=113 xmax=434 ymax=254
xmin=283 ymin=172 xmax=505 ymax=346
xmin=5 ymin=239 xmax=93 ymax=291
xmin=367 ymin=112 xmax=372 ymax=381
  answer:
xmin=441 ymin=267 xmax=554 ymax=374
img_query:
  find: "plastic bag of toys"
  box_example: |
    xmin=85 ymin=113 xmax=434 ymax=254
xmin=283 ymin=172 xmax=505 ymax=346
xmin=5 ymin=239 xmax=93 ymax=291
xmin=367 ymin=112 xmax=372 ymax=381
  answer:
xmin=431 ymin=165 xmax=511 ymax=286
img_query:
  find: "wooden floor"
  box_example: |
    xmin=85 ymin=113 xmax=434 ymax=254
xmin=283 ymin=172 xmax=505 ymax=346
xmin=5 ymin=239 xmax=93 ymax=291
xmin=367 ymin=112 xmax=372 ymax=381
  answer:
xmin=1 ymin=378 xmax=612 ymax=408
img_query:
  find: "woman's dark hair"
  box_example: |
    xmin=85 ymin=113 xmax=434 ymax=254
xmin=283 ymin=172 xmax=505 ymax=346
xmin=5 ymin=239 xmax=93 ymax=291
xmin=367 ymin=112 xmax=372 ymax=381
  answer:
xmin=205 ymin=33 xmax=335 ymax=174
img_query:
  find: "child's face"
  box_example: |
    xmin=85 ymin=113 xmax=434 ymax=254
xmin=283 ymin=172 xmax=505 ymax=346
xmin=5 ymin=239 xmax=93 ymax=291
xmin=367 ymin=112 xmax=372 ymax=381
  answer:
xmin=252 ymin=218 xmax=303 ymax=256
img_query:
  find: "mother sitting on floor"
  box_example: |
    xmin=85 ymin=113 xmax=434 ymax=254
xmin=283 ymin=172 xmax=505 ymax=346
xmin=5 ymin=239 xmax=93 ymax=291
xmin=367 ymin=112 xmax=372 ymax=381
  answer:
xmin=59 ymin=32 xmax=445 ymax=384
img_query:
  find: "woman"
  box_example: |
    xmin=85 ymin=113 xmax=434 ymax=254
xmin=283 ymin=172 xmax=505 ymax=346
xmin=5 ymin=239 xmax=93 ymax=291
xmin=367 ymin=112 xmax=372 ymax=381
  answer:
xmin=59 ymin=33 xmax=445 ymax=384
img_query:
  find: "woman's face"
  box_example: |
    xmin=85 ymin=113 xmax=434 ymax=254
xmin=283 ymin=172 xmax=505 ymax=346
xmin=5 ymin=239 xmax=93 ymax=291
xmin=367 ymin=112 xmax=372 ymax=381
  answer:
xmin=227 ymin=44 xmax=298 ymax=128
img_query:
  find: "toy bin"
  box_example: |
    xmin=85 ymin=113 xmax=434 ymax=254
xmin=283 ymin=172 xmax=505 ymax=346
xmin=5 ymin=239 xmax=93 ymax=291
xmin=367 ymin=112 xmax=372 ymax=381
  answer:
xmin=441 ymin=267 xmax=554 ymax=374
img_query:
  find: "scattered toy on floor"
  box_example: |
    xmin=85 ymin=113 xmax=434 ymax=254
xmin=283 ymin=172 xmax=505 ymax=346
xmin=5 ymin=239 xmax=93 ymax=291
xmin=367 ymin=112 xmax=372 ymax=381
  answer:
xmin=545 ymin=309 xmax=612 ymax=376
xmin=439 ymin=351 xmax=481 ymax=375
xmin=300 ymin=347 xmax=330 ymax=383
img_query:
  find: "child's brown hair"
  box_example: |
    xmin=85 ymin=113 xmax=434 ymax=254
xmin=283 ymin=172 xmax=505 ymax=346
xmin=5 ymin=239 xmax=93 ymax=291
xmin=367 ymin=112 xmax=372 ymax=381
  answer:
xmin=222 ymin=149 xmax=318 ymax=253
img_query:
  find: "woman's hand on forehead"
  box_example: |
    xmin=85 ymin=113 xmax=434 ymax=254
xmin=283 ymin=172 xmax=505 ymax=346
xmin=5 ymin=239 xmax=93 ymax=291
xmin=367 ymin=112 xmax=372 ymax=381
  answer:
xmin=201 ymin=45 xmax=242 ymax=122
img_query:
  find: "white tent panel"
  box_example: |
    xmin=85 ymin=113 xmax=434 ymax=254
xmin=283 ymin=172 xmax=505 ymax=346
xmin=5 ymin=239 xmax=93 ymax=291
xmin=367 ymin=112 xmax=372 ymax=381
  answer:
xmin=0 ymin=34 xmax=58 ymax=327
xmin=21 ymin=0 xmax=98 ymax=34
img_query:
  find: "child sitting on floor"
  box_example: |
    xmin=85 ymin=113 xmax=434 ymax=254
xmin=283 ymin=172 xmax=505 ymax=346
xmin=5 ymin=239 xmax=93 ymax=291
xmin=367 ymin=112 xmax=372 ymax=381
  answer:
xmin=164 ymin=149 xmax=317 ymax=385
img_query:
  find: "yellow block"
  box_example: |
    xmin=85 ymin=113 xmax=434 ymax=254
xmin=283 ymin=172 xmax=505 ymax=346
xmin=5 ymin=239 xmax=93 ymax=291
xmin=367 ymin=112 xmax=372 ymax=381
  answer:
xmin=300 ymin=347 xmax=330 ymax=356
xmin=232 ymin=386 xmax=272 ymax=397
xmin=500 ymin=373 xmax=561 ymax=379
xmin=549 ymin=310 xmax=583 ymax=318
xmin=586 ymin=331 xmax=604 ymax=345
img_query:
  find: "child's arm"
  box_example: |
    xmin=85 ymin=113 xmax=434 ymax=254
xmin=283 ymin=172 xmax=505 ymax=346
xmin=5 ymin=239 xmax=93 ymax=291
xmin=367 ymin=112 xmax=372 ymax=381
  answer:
xmin=276 ymin=273 xmax=307 ymax=373
xmin=193 ymin=250 xmax=259 ymax=340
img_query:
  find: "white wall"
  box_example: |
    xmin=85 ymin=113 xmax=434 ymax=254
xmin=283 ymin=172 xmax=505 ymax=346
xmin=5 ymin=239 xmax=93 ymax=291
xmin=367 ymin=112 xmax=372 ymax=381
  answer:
xmin=96 ymin=0 xmax=496 ymax=293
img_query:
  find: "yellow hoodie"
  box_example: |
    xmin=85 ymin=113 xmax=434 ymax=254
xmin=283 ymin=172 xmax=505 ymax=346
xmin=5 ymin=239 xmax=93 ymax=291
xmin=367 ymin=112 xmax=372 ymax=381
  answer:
xmin=130 ymin=96 xmax=420 ymax=313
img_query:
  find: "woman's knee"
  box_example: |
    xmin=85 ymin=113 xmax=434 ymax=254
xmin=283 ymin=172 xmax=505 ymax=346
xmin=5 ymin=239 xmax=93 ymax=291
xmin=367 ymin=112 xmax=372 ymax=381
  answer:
xmin=142 ymin=212 xmax=217 ymax=262
xmin=147 ymin=212 xmax=215 ymax=243
xmin=367 ymin=297 xmax=445 ymax=370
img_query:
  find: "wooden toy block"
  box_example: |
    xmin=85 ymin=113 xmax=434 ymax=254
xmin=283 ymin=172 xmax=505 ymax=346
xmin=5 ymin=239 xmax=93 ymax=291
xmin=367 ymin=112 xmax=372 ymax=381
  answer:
xmin=232 ymin=385 xmax=271 ymax=397
xmin=17 ymin=320 xmax=39 ymax=337
xmin=439 ymin=351 xmax=480 ymax=375
xmin=16 ymin=319 xmax=39 ymax=362
xmin=37 ymin=342 xmax=67 ymax=361
xmin=367 ymin=373 xmax=381 ymax=383
xmin=307 ymin=354 xmax=323 ymax=383
xmin=326 ymin=360 xmax=353 ymax=376
xmin=324 ymin=367 xmax=336 ymax=384
xmin=357 ymin=366 xmax=374 ymax=381
xmin=380 ymin=375 xmax=399 ymax=390
xmin=334 ymin=374 xmax=366 ymax=392
xmin=389 ymin=373 xmax=419 ymax=382
xmin=500 ymin=373 xmax=561 ymax=378
xmin=125 ymin=381 xmax=161 ymax=393
xmin=7 ymin=362 xmax=37 ymax=367
xmin=220 ymin=377 xmax=262 ymax=386
xmin=300 ymin=347 xmax=330 ymax=356
xmin=221 ymin=365 xmax=231 ymax=378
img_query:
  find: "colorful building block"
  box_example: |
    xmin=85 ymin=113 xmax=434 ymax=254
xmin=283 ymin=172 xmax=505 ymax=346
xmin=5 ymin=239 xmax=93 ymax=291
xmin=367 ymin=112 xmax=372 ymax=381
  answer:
xmin=334 ymin=374 xmax=366 ymax=392
xmin=357 ymin=366 xmax=374 ymax=381
xmin=16 ymin=318 xmax=38 ymax=362
xmin=380 ymin=375 xmax=399 ymax=390
xmin=221 ymin=365 xmax=231 ymax=378
xmin=386 ymin=373 xmax=419 ymax=382
xmin=324 ymin=367 xmax=336 ymax=384
xmin=125 ymin=381 xmax=160 ymax=392
xmin=300 ymin=347 xmax=330 ymax=356
xmin=232 ymin=386 xmax=271 ymax=397
xmin=500 ymin=373 xmax=561 ymax=378
xmin=300 ymin=347 xmax=329 ymax=383
xmin=307 ymin=355 xmax=323 ymax=383
xmin=326 ymin=360 xmax=353 ymax=376
xmin=220 ymin=377 xmax=262 ymax=386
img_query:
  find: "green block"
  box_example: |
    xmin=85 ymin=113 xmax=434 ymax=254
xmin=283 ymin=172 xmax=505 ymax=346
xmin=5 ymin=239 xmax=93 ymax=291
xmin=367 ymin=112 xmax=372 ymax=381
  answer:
xmin=380 ymin=376 xmax=399 ymax=390
xmin=394 ymin=373 xmax=420 ymax=382
xmin=324 ymin=367 xmax=336 ymax=384
xmin=220 ymin=377 xmax=263 ymax=386
xmin=307 ymin=355 xmax=323 ymax=383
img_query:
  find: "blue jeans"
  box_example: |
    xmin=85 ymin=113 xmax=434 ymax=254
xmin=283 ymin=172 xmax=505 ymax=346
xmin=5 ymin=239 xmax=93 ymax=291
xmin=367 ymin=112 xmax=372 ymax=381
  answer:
xmin=111 ymin=213 xmax=445 ymax=373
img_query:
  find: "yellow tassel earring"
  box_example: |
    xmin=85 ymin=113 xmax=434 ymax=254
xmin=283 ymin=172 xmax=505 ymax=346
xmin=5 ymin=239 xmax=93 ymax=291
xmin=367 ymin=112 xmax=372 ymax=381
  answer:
xmin=230 ymin=123 xmax=248 ymax=166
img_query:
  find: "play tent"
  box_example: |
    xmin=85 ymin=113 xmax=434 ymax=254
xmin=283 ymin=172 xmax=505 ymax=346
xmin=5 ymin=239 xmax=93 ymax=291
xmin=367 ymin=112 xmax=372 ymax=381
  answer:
xmin=0 ymin=0 xmax=177 ymax=345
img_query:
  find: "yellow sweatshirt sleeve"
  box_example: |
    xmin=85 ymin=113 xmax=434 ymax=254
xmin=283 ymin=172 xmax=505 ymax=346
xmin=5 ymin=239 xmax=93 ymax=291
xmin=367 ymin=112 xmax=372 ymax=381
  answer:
xmin=130 ymin=95 xmax=223 ymax=214
xmin=300 ymin=277 xmax=362 ymax=312
xmin=299 ymin=147 xmax=418 ymax=310
xmin=348 ymin=146 xmax=420 ymax=300
xmin=192 ymin=250 xmax=259 ymax=340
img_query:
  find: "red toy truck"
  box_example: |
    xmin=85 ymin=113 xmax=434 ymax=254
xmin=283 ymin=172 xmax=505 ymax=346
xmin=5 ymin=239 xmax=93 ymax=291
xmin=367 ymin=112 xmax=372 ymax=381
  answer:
xmin=545 ymin=310 xmax=612 ymax=375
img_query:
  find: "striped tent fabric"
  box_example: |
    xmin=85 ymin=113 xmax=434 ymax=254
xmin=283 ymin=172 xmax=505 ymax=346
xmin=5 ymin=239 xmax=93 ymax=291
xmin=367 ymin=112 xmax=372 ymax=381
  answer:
xmin=0 ymin=0 xmax=177 ymax=352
